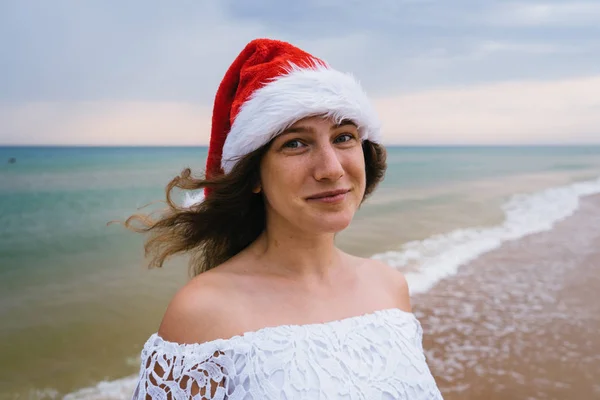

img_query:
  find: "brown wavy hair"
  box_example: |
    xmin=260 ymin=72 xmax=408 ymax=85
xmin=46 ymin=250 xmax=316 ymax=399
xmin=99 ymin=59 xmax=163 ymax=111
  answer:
xmin=121 ymin=140 xmax=386 ymax=276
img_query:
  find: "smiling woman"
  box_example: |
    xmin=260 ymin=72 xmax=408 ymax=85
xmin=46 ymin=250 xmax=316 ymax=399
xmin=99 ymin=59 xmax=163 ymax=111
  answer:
xmin=123 ymin=38 xmax=443 ymax=399
xmin=261 ymin=118 xmax=367 ymax=235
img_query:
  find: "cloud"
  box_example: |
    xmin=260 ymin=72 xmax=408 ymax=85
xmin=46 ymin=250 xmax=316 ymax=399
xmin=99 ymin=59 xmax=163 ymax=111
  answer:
xmin=406 ymin=39 xmax=593 ymax=71
xmin=1 ymin=1 xmax=599 ymax=145
xmin=2 ymin=75 xmax=598 ymax=146
xmin=481 ymin=2 xmax=600 ymax=26
xmin=377 ymin=75 xmax=600 ymax=144
xmin=2 ymin=0 xmax=599 ymax=103
xmin=474 ymin=40 xmax=568 ymax=56
xmin=0 ymin=101 xmax=211 ymax=145
xmin=0 ymin=0 xmax=270 ymax=102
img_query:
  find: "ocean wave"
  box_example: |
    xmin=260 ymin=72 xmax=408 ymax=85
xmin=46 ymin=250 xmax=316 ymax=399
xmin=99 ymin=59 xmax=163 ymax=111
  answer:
xmin=372 ymin=176 xmax=600 ymax=294
xmin=62 ymin=177 xmax=600 ymax=399
xmin=62 ymin=375 xmax=138 ymax=400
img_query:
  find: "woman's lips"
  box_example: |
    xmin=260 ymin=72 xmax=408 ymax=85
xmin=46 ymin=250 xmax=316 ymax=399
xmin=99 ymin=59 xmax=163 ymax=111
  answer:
xmin=306 ymin=189 xmax=350 ymax=204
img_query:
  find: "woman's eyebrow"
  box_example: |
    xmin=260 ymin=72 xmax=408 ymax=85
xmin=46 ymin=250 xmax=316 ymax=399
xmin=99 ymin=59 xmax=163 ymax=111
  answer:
xmin=279 ymin=119 xmax=357 ymax=137
xmin=280 ymin=125 xmax=316 ymax=135
xmin=333 ymin=119 xmax=358 ymax=129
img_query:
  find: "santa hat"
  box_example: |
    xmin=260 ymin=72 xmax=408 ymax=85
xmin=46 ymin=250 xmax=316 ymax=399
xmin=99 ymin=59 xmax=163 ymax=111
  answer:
xmin=183 ymin=38 xmax=381 ymax=207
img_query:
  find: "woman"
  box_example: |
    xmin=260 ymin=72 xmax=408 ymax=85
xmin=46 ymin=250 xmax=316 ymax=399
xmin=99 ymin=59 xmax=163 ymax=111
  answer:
xmin=127 ymin=38 xmax=443 ymax=399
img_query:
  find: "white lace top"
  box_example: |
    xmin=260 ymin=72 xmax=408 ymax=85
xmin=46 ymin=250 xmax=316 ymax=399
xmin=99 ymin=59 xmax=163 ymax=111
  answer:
xmin=132 ymin=308 xmax=443 ymax=399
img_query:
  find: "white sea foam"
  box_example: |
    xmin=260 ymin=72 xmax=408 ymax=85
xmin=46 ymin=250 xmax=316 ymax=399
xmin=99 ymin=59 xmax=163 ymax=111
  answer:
xmin=62 ymin=375 xmax=138 ymax=400
xmin=372 ymin=176 xmax=600 ymax=295
xmin=24 ymin=388 xmax=60 ymax=399
xmin=63 ymin=177 xmax=600 ymax=399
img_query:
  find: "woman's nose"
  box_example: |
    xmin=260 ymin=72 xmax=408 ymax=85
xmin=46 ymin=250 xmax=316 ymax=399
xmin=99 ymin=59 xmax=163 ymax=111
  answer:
xmin=313 ymin=144 xmax=344 ymax=181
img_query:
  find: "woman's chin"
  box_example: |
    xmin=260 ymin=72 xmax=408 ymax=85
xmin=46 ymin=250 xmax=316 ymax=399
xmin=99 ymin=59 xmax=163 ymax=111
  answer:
xmin=305 ymin=213 xmax=354 ymax=234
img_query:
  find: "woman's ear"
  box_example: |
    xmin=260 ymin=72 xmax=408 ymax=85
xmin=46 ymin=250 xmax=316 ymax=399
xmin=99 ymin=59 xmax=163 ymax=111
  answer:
xmin=252 ymin=183 xmax=262 ymax=194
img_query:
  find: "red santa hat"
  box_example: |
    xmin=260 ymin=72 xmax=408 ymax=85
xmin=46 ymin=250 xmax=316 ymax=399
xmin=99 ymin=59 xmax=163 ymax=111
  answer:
xmin=184 ymin=38 xmax=381 ymax=207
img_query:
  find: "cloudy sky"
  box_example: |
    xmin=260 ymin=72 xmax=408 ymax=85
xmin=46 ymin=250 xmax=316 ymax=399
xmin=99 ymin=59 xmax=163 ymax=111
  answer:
xmin=1 ymin=0 xmax=599 ymax=145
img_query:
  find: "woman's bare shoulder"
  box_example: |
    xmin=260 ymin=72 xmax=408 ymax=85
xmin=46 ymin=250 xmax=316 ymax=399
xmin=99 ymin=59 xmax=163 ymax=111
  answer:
xmin=352 ymin=255 xmax=412 ymax=313
xmin=157 ymin=268 xmax=245 ymax=344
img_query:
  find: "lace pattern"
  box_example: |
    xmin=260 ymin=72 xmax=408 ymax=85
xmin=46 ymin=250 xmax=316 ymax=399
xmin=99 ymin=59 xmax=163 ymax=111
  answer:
xmin=132 ymin=308 xmax=443 ymax=399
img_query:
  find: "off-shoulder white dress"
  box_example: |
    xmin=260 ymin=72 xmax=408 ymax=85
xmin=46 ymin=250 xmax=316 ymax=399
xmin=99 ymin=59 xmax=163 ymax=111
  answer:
xmin=132 ymin=308 xmax=443 ymax=399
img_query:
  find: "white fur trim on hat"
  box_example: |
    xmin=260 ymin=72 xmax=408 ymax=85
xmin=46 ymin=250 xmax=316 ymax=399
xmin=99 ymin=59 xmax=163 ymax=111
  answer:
xmin=221 ymin=63 xmax=381 ymax=174
xmin=182 ymin=191 xmax=205 ymax=208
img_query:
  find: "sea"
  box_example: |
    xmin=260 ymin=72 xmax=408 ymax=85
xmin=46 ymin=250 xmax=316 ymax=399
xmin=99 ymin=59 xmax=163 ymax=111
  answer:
xmin=1 ymin=145 xmax=600 ymax=399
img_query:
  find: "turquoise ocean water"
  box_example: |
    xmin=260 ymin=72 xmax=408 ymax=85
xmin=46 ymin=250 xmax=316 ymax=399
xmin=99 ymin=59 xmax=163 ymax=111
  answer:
xmin=1 ymin=145 xmax=600 ymax=399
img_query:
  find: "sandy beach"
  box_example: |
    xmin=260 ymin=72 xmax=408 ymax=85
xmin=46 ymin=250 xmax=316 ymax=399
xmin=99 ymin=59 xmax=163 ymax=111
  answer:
xmin=2 ymin=145 xmax=600 ymax=399
xmin=415 ymin=194 xmax=600 ymax=399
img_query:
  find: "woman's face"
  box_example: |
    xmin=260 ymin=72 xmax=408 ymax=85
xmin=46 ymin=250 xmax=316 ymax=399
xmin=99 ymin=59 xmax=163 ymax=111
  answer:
xmin=259 ymin=115 xmax=366 ymax=234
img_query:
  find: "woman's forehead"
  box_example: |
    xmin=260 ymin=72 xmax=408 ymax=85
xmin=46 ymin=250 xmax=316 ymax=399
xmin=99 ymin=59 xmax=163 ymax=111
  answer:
xmin=287 ymin=115 xmax=358 ymax=130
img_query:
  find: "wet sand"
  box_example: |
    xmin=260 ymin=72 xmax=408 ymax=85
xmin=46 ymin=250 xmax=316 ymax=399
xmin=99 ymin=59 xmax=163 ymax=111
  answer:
xmin=415 ymin=194 xmax=600 ymax=399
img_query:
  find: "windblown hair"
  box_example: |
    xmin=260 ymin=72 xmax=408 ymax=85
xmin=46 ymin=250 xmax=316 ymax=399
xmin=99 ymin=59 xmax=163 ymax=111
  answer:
xmin=122 ymin=140 xmax=386 ymax=276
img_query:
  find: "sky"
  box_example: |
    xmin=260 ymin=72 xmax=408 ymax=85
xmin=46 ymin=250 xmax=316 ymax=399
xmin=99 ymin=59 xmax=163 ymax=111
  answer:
xmin=1 ymin=0 xmax=599 ymax=145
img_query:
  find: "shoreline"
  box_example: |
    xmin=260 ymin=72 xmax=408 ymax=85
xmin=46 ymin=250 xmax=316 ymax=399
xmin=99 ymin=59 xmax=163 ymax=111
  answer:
xmin=4 ymin=172 xmax=600 ymax=399
xmin=414 ymin=193 xmax=600 ymax=399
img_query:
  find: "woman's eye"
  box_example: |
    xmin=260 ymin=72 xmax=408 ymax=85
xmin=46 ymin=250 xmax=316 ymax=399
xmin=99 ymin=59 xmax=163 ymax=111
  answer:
xmin=334 ymin=133 xmax=355 ymax=143
xmin=283 ymin=139 xmax=305 ymax=149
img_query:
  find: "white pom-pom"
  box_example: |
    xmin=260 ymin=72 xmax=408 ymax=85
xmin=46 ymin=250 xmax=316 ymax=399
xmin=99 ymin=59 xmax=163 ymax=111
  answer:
xmin=182 ymin=191 xmax=205 ymax=208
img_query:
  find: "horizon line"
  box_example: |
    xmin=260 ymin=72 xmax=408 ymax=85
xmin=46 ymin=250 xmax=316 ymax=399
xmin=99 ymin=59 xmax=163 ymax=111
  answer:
xmin=2 ymin=143 xmax=600 ymax=148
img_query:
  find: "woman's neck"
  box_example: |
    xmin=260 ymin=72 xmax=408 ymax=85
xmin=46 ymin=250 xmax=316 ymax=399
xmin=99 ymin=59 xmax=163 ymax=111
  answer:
xmin=249 ymin=227 xmax=344 ymax=281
